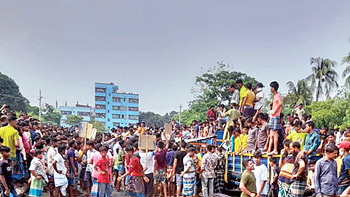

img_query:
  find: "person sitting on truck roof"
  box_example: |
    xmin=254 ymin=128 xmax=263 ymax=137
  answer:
xmin=286 ymin=120 xmax=307 ymax=150
xmin=298 ymin=121 xmax=321 ymax=159
xmin=243 ymin=117 xmax=258 ymax=154
xmin=239 ymin=159 xmax=256 ymax=197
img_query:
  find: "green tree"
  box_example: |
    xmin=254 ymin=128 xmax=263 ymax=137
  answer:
xmin=89 ymin=117 xmax=105 ymax=132
xmin=185 ymin=62 xmax=258 ymax=124
xmin=0 ymin=72 xmax=28 ymax=112
xmin=307 ymin=98 xmax=349 ymax=129
xmin=306 ymin=57 xmax=338 ymax=101
xmin=41 ymin=103 xmax=61 ymax=125
xmin=342 ymin=51 xmax=350 ymax=88
xmin=284 ymin=79 xmax=312 ymax=108
xmin=65 ymin=115 xmax=83 ymax=126
xmin=139 ymin=111 xmax=178 ymax=127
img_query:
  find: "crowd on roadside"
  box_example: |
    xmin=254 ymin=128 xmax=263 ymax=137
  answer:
xmin=1 ymin=79 xmax=350 ymax=197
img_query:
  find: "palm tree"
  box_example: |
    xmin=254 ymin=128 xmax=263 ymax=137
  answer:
xmin=284 ymin=79 xmax=313 ymax=108
xmin=306 ymin=57 xmax=338 ymax=101
xmin=342 ymin=52 xmax=350 ymax=88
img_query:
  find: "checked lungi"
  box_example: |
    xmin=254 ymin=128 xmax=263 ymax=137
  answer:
xmin=214 ymin=172 xmax=225 ymax=193
xmin=182 ymin=177 xmax=196 ymax=196
xmin=126 ymin=176 xmax=145 ymax=197
xmin=289 ymin=180 xmax=307 ymax=197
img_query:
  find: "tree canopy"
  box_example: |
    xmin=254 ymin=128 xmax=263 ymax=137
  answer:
xmin=176 ymin=62 xmax=259 ymax=125
xmin=66 ymin=115 xmax=83 ymax=126
xmin=0 ymin=72 xmax=28 ymax=112
xmin=139 ymin=111 xmax=177 ymax=127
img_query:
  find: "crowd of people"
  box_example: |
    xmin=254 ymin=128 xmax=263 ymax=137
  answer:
xmin=1 ymin=79 xmax=350 ymax=197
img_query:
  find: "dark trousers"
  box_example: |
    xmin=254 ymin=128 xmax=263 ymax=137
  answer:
xmin=144 ymin=173 xmax=154 ymax=196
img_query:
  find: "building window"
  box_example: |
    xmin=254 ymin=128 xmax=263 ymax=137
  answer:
xmin=107 ymin=118 xmax=110 ymax=122
xmin=95 ymin=96 xmax=106 ymax=101
xmin=96 ymin=113 xmax=106 ymax=118
xmin=95 ymin=104 xmax=106 ymax=109
xmin=112 ymin=97 xmax=122 ymax=102
xmin=112 ymin=106 xmax=127 ymax=111
xmin=129 ymin=115 xmax=139 ymax=120
xmin=112 ymin=114 xmax=121 ymax=119
xmin=108 ymin=110 xmax=110 ymax=113
xmin=121 ymin=115 xmax=126 ymax=119
xmin=61 ymin=111 xmax=72 ymax=115
xmin=108 ymin=93 xmax=111 ymax=97
xmin=77 ymin=112 xmax=90 ymax=116
xmin=129 ymin=107 xmax=139 ymax=111
xmin=95 ymin=87 xmax=106 ymax=93
xmin=113 ymin=122 xmax=120 ymax=127
xmin=129 ymin=98 xmax=139 ymax=103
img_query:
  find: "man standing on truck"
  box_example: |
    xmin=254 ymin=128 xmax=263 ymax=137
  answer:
xmin=240 ymin=159 xmax=256 ymax=197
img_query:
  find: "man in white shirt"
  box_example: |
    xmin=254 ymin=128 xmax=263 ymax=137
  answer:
xmin=47 ymin=138 xmax=58 ymax=197
xmin=253 ymin=151 xmax=269 ymax=197
xmin=229 ymin=84 xmax=240 ymax=106
xmin=254 ymin=83 xmax=265 ymax=111
xmin=84 ymin=140 xmax=96 ymax=196
xmin=139 ymin=150 xmax=154 ymax=197
xmin=293 ymin=103 xmax=305 ymax=119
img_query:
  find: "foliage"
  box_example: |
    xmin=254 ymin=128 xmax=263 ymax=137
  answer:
xmin=306 ymin=89 xmax=350 ymax=129
xmin=342 ymin=51 xmax=350 ymax=88
xmin=65 ymin=115 xmax=83 ymax=127
xmin=0 ymin=72 xmax=28 ymax=112
xmin=180 ymin=62 xmax=259 ymax=125
xmin=284 ymin=79 xmax=313 ymax=108
xmin=139 ymin=111 xmax=177 ymax=127
xmin=41 ymin=103 xmax=61 ymax=125
xmin=89 ymin=117 xmax=106 ymax=133
xmin=306 ymin=57 xmax=338 ymax=101
xmin=25 ymin=103 xmax=39 ymax=117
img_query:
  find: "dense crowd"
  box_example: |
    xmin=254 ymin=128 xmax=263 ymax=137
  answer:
xmin=0 ymin=80 xmax=350 ymax=197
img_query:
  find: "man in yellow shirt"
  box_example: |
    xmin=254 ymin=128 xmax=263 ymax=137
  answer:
xmin=137 ymin=122 xmax=147 ymax=135
xmin=240 ymin=83 xmax=255 ymax=117
xmin=236 ymin=79 xmax=247 ymax=106
xmin=0 ymin=115 xmax=20 ymax=159
xmin=286 ymin=120 xmax=307 ymax=150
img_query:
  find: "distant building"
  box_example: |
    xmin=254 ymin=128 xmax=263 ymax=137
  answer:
xmin=59 ymin=103 xmax=93 ymax=128
xmin=94 ymin=82 xmax=139 ymax=130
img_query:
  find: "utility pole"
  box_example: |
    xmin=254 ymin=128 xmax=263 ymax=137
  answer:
xmin=179 ymin=104 xmax=182 ymax=125
xmin=38 ymin=89 xmax=43 ymax=121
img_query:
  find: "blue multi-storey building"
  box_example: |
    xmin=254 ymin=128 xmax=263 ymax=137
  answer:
xmin=59 ymin=103 xmax=93 ymax=127
xmin=94 ymin=82 xmax=139 ymax=130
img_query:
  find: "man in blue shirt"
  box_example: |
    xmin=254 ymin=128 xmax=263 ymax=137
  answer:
xmin=301 ymin=121 xmax=321 ymax=159
xmin=315 ymin=143 xmax=338 ymax=196
xmin=338 ymin=141 xmax=350 ymax=195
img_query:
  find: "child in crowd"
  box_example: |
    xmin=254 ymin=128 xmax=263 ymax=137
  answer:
xmin=118 ymin=146 xmax=149 ymax=197
xmin=181 ymin=147 xmax=196 ymax=197
xmin=269 ymin=157 xmax=280 ymax=197
xmin=305 ymin=160 xmax=316 ymax=196
xmin=0 ymin=146 xmax=17 ymax=197
xmin=94 ymin=146 xmax=113 ymax=197
xmin=29 ymin=149 xmax=48 ymax=197
xmin=53 ymin=145 xmax=68 ymax=197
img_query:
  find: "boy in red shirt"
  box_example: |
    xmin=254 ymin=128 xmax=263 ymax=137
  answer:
xmin=118 ymin=146 xmax=149 ymax=197
xmin=94 ymin=146 xmax=113 ymax=197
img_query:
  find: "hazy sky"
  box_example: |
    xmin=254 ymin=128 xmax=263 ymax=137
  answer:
xmin=1 ymin=1 xmax=350 ymax=114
